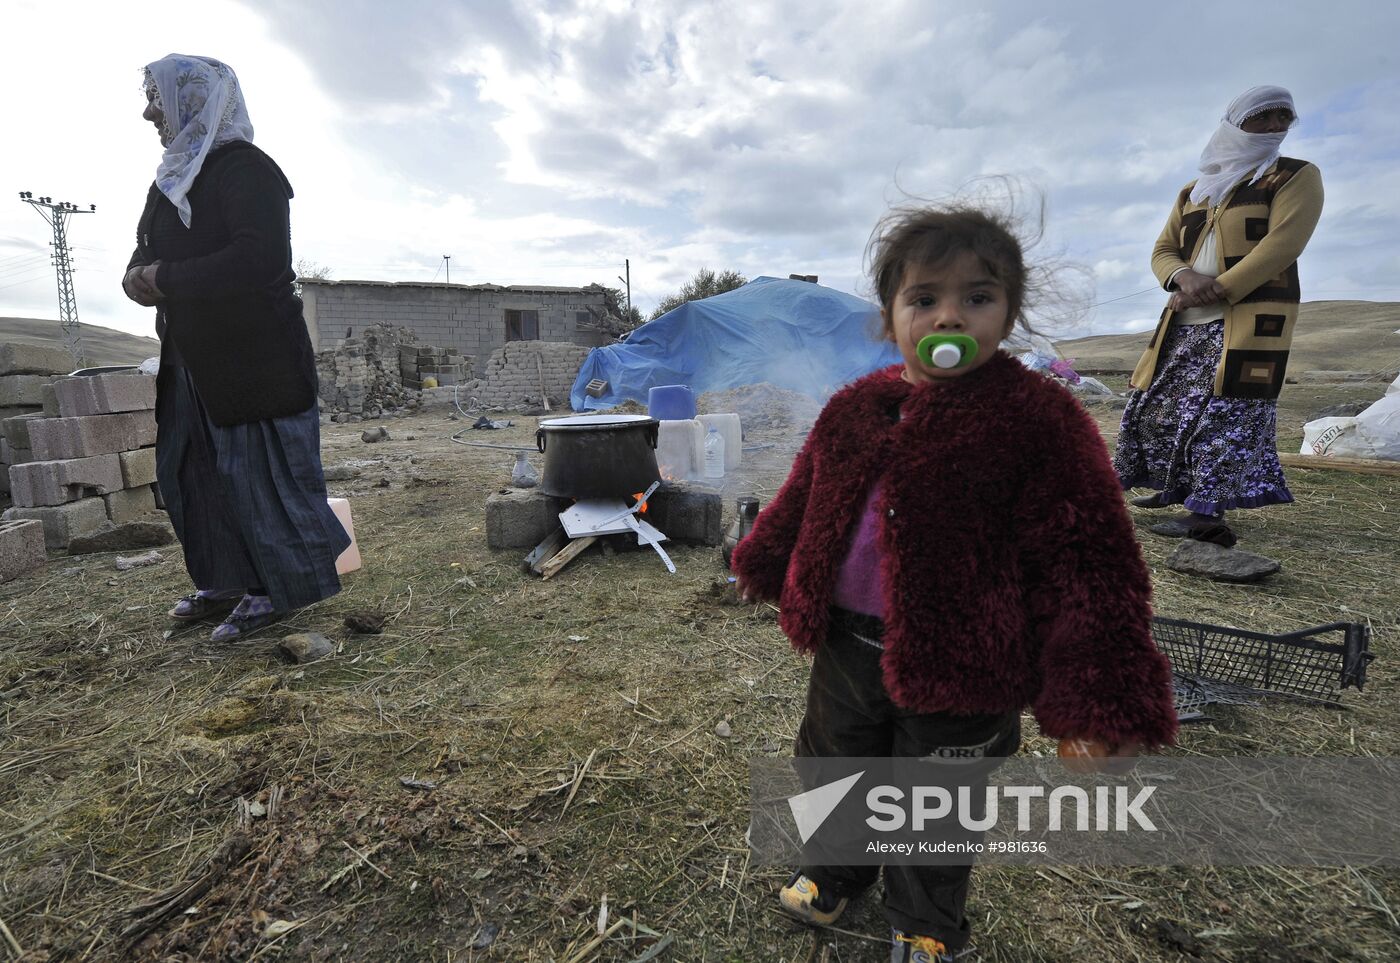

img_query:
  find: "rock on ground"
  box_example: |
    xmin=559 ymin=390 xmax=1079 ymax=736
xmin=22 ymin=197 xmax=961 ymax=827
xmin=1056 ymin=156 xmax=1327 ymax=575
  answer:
xmin=1166 ymin=540 xmax=1281 ymax=583
xmin=66 ymin=520 xmax=175 ymax=555
xmin=278 ymin=632 xmax=336 ymax=663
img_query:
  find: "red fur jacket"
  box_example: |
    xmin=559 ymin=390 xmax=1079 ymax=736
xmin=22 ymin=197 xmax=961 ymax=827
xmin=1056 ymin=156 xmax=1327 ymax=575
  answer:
xmin=731 ymin=353 xmax=1178 ymax=748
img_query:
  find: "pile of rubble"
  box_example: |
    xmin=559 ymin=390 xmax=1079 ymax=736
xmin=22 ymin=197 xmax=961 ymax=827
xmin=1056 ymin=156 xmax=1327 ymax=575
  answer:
xmin=2 ymin=349 xmax=170 ymax=571
xmin=316 ymin=324 xmax=427 ymax=422
xmin=697 ymin=383 xmax=823 ymax=432
xmin=457 ymin=341 xmax=591 ymax=411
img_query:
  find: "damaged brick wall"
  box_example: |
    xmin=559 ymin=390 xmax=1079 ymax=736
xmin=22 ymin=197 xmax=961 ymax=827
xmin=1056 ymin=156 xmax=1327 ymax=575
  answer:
xmin=456 ymin=341 xmax=592 ymax=410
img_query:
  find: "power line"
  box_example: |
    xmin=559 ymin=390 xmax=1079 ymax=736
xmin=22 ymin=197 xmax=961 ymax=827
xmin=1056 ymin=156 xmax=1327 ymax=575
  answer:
xmin=0 ymin=270 xmax=58 ymax=292
xmin=16 ymin=192 xmax=96 ymax=365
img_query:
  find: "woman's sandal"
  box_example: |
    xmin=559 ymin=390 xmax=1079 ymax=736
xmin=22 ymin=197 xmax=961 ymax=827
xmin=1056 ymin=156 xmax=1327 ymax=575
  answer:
xmin=1129 ymin=492 xmax=1170 ymax=508
xmin=210 ymin=596 xmax=280 ymax=642
xmin=168 ymin=592 xmax=241 ymax=622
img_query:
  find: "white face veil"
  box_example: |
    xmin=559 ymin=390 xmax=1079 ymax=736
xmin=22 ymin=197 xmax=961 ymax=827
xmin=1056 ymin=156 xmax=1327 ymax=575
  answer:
xmin=143 ymin=55 xmax=255 ymax=227
xmin=1188 ymin=85 xmax=1298 ymax=210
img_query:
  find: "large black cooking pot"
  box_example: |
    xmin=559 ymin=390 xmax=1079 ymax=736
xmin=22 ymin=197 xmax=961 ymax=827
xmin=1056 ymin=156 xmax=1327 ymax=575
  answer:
xmin=535 ymin=414 xmax=661 ymax=499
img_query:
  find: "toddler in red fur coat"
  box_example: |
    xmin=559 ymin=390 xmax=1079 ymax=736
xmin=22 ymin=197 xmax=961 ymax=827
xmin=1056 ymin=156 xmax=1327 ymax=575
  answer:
xmin=731 ymin=201 xmax=1178 ymax=962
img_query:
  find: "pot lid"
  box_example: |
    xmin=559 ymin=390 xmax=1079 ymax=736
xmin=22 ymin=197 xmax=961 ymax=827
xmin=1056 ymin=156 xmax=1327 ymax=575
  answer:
xmin=539 ymin=414 xmax=656 ymax=429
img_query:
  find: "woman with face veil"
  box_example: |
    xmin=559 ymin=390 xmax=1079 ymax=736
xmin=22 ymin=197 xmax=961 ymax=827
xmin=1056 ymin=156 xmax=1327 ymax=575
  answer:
xmin=1114 ymin=86 xmax=1324 ymax=548
xmin=122 ymin=55 xmax=349 ymax=641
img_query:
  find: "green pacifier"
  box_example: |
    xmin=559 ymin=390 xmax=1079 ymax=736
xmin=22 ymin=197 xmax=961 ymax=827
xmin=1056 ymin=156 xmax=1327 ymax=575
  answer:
xmin=916 ymin=334 xmax=979 ymax=369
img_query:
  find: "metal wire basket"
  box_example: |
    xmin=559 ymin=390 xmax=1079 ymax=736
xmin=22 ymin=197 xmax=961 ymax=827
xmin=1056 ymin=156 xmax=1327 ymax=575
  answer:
xmin=1152 ymin=617 xmax=1375 ymax=717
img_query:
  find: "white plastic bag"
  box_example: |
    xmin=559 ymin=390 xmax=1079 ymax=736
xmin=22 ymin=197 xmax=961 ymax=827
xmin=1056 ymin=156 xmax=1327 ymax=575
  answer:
xmin=1300 ymin=373 xmax=1400 ymax=460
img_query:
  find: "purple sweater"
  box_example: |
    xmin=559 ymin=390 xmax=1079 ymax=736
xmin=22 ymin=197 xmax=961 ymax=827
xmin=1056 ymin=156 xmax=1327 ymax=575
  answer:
xmin=832 ymin=481 xmax=886 ymax=617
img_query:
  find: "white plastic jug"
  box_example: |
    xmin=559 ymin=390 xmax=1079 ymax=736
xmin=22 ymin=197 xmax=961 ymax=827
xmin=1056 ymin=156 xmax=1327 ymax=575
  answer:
xmin=656 ymin=418 xmax=704 ymax=480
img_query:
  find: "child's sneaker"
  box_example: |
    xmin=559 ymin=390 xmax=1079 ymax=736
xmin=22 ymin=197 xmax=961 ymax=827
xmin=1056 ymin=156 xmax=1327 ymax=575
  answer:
xmin=891 ymin=929 xmax=952 ymax=963
xmin=778 ymin=872 xmax=848 ymax=926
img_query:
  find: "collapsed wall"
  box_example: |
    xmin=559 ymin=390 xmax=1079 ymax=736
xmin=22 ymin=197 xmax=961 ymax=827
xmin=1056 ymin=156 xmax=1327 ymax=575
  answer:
xmin=457 ymin=341 xmax=591 ymax=410
xmin=315 ymin=323 xmax=478 ymax=420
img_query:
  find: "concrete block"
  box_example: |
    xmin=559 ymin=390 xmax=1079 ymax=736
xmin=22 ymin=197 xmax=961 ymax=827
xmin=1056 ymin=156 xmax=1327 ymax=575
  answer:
xmin=27 ymin=411 xmax=157 ymax=461
xmin=54 ymin=372 xmax=156 ymax=417
xmin=646 ymin=483 xmax=723 ymax=546
xmin=2 ymin=412 xmax=50 ymax=451
xmin=4 ymin=498 xmax=108 ymax=549
xmin=485 ymin=487 xmax=569 ymax=550
xmin=0 ymin=343 xmax=73 ymax=376
xmin=0 ymin=405 xmax=39 ymax=423
xmin=42 ymin=380 xmax=62 ymax=416
xmin=8 ymin=453 xmax=125 ymax=507
xmin=2 ymin=440 xmax=34 ymax=465
xmin=0 ymin=519 xmax=47 ymax=583
xmin=103 ymin=485 xmax=157 ymax=524
xmin=0 ymin=375 xmax=49 ymax=407
xmin=119 ymin=447 xmax=158 ymax=488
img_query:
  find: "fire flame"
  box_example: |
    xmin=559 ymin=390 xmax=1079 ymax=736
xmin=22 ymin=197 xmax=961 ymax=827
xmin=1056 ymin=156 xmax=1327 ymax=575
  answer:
xmin=631 ymin=491 xmax=651 ymax=514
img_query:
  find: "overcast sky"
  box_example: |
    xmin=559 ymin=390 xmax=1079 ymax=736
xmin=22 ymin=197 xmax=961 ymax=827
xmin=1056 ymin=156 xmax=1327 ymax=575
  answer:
xmin=2 ymin=0 xmax=1398 ymax=343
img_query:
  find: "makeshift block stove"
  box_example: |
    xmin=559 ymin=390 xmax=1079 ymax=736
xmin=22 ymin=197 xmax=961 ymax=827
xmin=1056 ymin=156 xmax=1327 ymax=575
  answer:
xmin=525 ymin=414 xmax=677 ymax=579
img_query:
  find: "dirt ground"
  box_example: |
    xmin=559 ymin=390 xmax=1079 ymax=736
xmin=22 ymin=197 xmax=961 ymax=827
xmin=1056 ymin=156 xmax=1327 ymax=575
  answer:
xmin=2 ymin=377 xmax=1398 ymax=962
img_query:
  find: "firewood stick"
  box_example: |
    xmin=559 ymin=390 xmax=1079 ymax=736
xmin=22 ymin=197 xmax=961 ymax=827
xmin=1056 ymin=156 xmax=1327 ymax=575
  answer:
xmin=1278 ymin=452 xmax=1400 ymax=477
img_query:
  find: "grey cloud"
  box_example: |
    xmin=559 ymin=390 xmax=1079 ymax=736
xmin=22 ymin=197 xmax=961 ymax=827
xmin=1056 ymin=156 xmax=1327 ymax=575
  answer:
xmin=236 ymin=0 xmax=539 ymax=102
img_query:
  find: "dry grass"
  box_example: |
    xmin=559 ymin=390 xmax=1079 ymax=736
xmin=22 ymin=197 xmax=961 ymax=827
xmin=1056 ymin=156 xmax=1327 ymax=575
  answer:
xmin=1 ymin=384 xmax=1397 ymax=962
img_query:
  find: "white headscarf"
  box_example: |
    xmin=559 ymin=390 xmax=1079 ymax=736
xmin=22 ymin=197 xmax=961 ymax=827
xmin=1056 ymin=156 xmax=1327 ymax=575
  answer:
xmin=143 ymin=55 xmax=254 ymax=227
xmin=1189 ymin=85 xmax=1298 ymax=209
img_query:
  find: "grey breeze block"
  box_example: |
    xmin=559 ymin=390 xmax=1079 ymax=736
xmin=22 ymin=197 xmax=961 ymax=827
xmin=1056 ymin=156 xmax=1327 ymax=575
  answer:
xmin=27 ymin=410 xmax=158 ymax=461
xmin=0 ymin=374 xmax=51 ymax=408
xmin=0 ymin=342 xmax=73 ymax=376
xmin=119 ymin=447 xmax=158 ymax=488
xmin=54 ymin=372 xmax=157 ymax=417
xmin=2 ymin=412 xmax=49 ymax=451
xmin=8 ymin=453 xmax=125 ymax=508
xmin=4 ymin=498 xmax=109 ymax=550
xmin=0 ymin=519 xmax=47 ymax=583
xmin=103 ymin=485 xmax=158 ymax=524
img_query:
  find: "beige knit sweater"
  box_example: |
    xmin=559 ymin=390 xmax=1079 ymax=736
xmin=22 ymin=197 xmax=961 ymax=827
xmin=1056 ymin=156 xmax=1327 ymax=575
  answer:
xmin=1131 ymin=157 xmax=1323 ymax=399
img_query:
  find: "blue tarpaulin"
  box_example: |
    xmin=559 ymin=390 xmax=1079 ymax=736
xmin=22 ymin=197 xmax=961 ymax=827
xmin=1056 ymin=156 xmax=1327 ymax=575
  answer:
xmin=570 ymin=276 xmax=903 ymax=411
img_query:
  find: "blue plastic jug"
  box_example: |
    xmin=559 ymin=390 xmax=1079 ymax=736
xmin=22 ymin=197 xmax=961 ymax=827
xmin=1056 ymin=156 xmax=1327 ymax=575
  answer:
xmin=648 ymin=384 xmax=697 ymax=421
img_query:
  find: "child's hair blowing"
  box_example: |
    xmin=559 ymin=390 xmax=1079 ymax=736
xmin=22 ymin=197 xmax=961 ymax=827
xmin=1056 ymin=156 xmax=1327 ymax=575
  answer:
xmin=866 ymin=182 xmax=1074 ymax=342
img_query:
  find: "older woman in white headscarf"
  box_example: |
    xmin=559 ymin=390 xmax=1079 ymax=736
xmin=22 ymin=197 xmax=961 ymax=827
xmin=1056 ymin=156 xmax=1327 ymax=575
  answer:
xmin=1114 ymin=85 xmax=1324 ymax=547
xmin=122 ymin=55 xmax=349 ymax=641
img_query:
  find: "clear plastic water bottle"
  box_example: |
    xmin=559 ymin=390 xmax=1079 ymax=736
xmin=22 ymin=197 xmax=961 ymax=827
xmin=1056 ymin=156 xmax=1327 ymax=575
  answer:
xmin=510 ymin=451 xmax=538 ymax=488
xmin=704 ymin=426 xmax=726 ymax=479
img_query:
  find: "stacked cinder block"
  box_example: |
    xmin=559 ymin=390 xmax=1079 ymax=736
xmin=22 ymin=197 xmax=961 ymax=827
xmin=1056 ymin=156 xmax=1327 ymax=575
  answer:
xmin=0 ymin=343 xmax=75 ymax=498
xmin=399 ymin=344 xmax=473 ymax=388
xmin=2 ymin=370 xmax=161 ymax=550
xmin=457 ymin=341 xmax=591 ymax=410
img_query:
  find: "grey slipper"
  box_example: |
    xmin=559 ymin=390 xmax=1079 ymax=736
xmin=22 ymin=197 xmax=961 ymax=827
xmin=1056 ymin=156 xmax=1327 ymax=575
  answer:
xmin=168 ymin=592 xmax=241 ymax=622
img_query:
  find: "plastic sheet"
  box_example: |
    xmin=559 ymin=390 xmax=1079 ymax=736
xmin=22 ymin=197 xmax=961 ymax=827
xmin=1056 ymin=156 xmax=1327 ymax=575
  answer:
xmin=570 ymin=277 xmax=902 ymax=411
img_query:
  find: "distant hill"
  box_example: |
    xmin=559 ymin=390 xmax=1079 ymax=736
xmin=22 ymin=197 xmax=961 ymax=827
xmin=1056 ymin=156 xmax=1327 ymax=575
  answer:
xmin=1055 ymin=301 xmax=1400 ymax=376
xmin=0 ymin=317 xmax=159 ymax=368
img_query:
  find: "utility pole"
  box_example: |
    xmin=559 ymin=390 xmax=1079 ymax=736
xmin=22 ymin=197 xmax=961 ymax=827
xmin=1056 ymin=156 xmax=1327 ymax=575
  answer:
xmin=616 ymin=258 xmax=631 ymax=317
xmin=443 ymin=254 xmax=451 ymax=284
xmin=18 ymin=192 xmax=94 ymax=366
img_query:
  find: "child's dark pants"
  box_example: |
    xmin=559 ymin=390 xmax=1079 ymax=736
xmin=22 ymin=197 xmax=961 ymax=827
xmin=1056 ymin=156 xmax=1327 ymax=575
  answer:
xmin=796 ymin=609 xmax=1021 ymax=949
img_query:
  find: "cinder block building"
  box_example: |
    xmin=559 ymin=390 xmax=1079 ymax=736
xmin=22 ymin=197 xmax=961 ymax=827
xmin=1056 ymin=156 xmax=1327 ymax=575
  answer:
xmin=299 ymin=280 xmax=617 ymax=356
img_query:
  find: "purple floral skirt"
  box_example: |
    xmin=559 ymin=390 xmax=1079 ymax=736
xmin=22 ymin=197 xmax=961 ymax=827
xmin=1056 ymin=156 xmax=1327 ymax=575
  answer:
xmin=1113 ymin=320 xmax=1292 ymax=516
